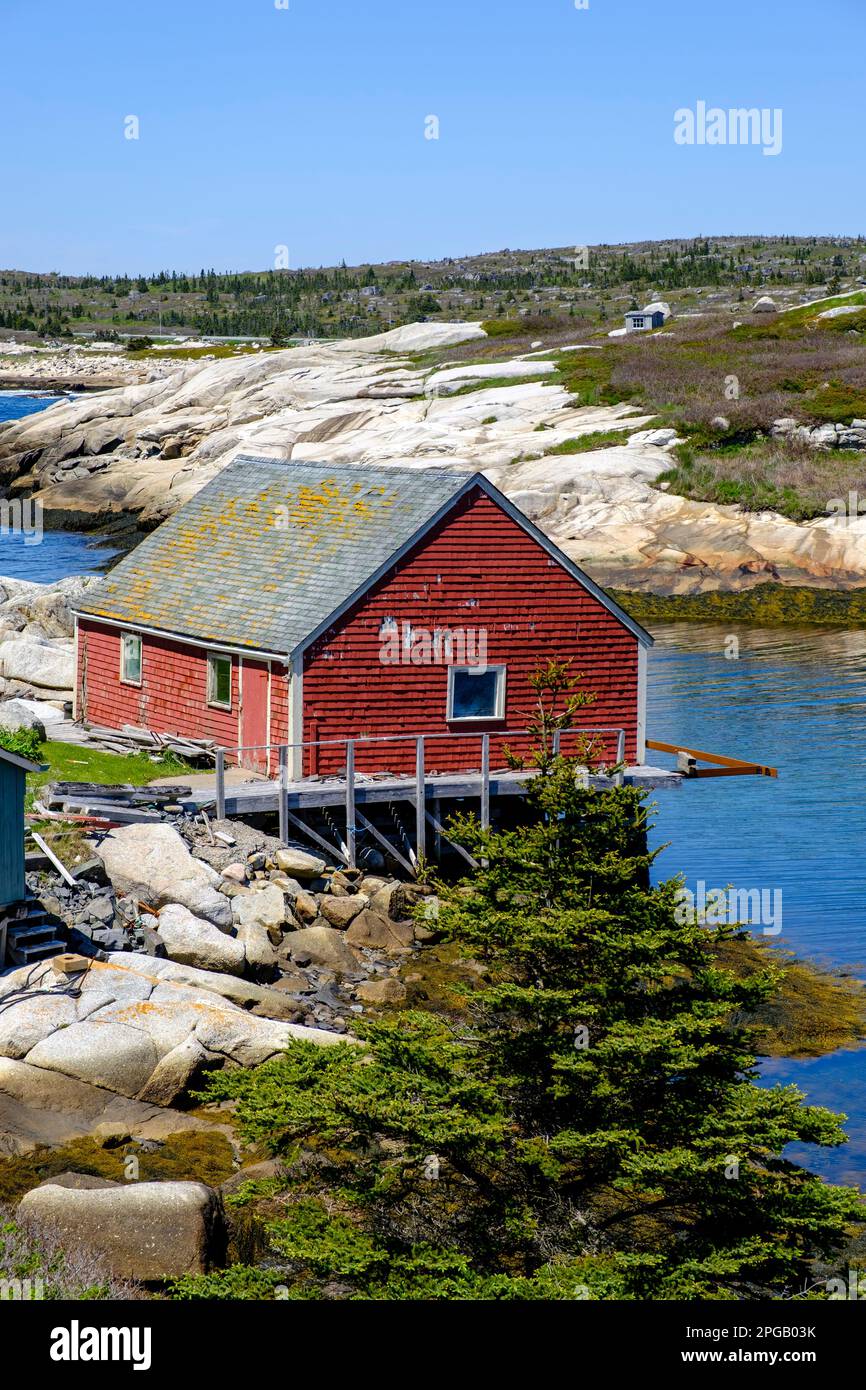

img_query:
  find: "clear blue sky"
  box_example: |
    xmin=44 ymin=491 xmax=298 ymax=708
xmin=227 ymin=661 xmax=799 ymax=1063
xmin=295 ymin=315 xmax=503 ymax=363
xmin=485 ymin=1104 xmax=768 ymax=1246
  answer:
xmin=3 ymin=0 xmax=863 ymax=275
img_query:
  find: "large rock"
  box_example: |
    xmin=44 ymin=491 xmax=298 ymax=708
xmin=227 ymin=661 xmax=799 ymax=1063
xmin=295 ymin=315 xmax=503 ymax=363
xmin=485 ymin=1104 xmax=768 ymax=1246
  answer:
xmin=232 ymin=882 xmax=288 ymax=933
xmin=274 ymin=848 xmax=327 ymax=880
xmin=346 ymin=908 xmax=415 ymax=955
xmin=0 ymin=953 xmax=354 ymax=1106
xmin=26 ymin=1021 xmax=161 ymax=1096
xmin=0 ymin=695 xmax=48 ymax=739
xmin=368 ymin=882 xmax=426 ymax=921
xmin=0 ymin=1057 xmax=222 ymax=1157
xmin=0 ymin=696 xmax=63 ymax=734
xmin=753 ymin=295 xmax=778 ymax=313
xmin=157 ymin=903 xmax=245 ymax=976
xmin=319 ymin=895 xmax=366 ymax=929
xmin=0 ymin=575 xmax=98 ymax=638
xmin=0 ymin=636 xmax=74 ymax=690
xmin=96 ymin=824 xmax=232 ymax=929
xmin=356 ymin=978 xmax=408 ymax=1005
xmin=234 ymin=919 xmax=279 ymax=974
xmin=18 ymin=1181 xmax=226 ymax=1280
xmin=283 ymin=923 xmax=359 ymax=974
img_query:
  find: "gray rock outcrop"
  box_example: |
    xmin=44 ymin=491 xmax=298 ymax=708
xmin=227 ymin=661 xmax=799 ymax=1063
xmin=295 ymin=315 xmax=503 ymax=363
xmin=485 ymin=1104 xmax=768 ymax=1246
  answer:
xmin=97 ymin=824 xmax=233 ymax=928
xmin=18 ymin=1180 xmax=226 ymax=1280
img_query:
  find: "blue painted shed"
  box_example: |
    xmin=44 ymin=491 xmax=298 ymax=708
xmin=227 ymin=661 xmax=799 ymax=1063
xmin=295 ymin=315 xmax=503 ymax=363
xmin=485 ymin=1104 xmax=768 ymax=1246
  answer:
xmin=625 ymin=309 xmax=666 ymax=332
xmin=0 ymin=746 xmax=42 ymax=909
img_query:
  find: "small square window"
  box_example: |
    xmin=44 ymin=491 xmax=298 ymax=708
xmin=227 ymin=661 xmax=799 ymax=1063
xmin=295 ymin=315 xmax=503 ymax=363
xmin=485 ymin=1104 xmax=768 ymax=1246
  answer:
xmin=447 ymin=665 xmax=505 ymax=722
xmin=120 ymin=633 xmax=142 ymax=685
xmin=207 ymin=653 xmax=232 ymax=709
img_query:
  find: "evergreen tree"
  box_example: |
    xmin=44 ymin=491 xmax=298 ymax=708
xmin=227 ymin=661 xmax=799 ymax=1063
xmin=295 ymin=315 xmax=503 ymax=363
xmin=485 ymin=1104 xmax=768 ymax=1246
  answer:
xmin=178 ymin=672 xmax=862 ymax=1301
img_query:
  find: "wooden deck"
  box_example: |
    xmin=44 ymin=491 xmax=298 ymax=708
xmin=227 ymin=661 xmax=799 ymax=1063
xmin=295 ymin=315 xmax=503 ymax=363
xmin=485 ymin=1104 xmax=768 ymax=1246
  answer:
xmin=179 ymin=761 xmax=682 ymax=873
xmin=180 ymin=763 xmax=682 ymax=816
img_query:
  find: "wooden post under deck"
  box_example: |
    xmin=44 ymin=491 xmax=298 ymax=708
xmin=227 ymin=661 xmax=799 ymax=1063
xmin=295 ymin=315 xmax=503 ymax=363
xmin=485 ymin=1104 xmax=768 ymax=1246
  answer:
xmin=415 ymin=736 xmax=426 ymax=865
xmin=278 ymin=744 xmax=289 ymax=843
xmin=480 ymin=734 xmax=490 ymax=830
xmin=215 ymin=748 xmax=226 ymax=820
xmin=345 ymin=739 xmax=356 ymax=868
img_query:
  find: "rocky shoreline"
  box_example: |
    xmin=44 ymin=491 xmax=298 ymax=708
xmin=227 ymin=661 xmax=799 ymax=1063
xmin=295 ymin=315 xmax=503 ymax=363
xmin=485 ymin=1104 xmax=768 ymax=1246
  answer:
xmin=3 ymin=322 xmax=866 ymax=595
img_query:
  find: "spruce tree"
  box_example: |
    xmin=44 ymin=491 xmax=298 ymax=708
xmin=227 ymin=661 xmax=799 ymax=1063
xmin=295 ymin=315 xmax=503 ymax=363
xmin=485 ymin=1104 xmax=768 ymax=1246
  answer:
xmin=183 ymin=688 xmax=861 ymax=1300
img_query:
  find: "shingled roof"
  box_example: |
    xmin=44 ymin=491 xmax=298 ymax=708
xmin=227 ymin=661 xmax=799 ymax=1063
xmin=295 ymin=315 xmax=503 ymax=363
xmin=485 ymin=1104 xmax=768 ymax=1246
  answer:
xmin=77 ymin=457 xmax=479 ymax=655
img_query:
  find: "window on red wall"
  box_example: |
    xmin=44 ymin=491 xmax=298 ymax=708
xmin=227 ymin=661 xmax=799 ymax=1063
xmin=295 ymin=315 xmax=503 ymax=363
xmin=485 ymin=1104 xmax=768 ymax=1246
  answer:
xmin=207 ymin=653 xmax=232 ymax=710
xmin=120 ymin=633 xmax=142 ymax=686
xmin=447 ymin=665 xmax=506 ymax=721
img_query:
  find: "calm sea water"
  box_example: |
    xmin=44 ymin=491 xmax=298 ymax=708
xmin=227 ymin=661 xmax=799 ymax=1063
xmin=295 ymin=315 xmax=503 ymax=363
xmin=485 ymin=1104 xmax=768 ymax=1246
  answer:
xmin=648 ymin=624 xmax=866 ymax=1185
xmin=0 ymin=391 xmax=116 ymax=579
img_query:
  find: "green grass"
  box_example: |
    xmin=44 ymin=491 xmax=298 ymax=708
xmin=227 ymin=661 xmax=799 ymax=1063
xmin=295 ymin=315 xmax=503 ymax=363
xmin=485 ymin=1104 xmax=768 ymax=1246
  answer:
xmin=658 ymin=437 xmax=866 ymax=521
xmin=480 ymin=318 xmax=522 ymax=337
xmin=448 ymin=373 xmax=556 ymax=396
xmin=817 ymin=307 xmax=866 ymax=334
xmin=0 ymin=1132 xmax=235 ymax=1204
xmin=803 ymin=382 xmax=866 ymax=424
xmin=551 ymin=346 xmax=634 ymax=407
xmin=27 ymin=740 xmax=193 ymax=800
xmin=732 ymin=291 xmax=866 ymax=341
xmin=546 ymin=428 xmax=635 ymax=454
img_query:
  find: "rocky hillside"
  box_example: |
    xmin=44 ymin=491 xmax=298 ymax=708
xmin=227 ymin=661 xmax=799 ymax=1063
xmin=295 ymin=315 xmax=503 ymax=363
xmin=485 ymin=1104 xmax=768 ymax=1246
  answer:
xmin=2 ymin=320 xmax=866 ymax=594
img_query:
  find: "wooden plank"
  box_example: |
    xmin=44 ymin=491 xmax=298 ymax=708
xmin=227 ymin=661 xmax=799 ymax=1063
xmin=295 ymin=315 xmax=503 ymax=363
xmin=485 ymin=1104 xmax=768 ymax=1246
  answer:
xmin=415 ymin=736 xmax=426 ymax=863
xmin=355 ymin=810 xmax=415 ymax=877
xmin=646 ymin=739 xmax=777 ymax=777
xmin=480 ymin=734 xmax=490 ymax=830
xmin=46 ymin=782 xmax=192 ymax=801
xmin=280 ymin=808 xmax=348 ymax=866
xmin=215 ymin=749 xmax=226 ymax=819
xmin=432 ymin=798 xmax=442 ymax=860
xmin=424 ymin=808 xmax=478 ymax=869
xmin=30 ymin=830 xmax=77 ymax=887
xmin=345 ymin=740 xmax=356 ymax=870
xmin=691 ymin=766 xmax=778 ymax=780
xmin=278 ymin=745 xmax=289 ymax=845
xmin=57 ymin=801 xmax=165 ymax=824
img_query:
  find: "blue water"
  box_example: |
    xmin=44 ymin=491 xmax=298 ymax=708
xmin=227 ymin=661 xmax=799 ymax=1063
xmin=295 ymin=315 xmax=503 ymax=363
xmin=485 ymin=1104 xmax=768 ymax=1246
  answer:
xmin=648 ymin=624 xmax=866 ymax=1185
xmin=0 ymin=391 xmax=62 ymax=424
xmin=0 ymin=391 xmax=117 ymax=579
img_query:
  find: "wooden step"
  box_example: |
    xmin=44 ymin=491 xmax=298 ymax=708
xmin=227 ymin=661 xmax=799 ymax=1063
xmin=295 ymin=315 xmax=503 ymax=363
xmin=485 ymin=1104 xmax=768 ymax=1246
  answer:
xmin=8 ymin=937 xmax=68 ymax=966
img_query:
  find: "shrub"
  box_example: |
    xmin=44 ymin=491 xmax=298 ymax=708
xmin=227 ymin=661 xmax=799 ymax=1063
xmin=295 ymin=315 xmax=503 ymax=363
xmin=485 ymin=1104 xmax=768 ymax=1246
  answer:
xmin=0 ymin=1205 xmax=141 ymax=1301
xmin=0 ymin=727 xmax=43 ymax=762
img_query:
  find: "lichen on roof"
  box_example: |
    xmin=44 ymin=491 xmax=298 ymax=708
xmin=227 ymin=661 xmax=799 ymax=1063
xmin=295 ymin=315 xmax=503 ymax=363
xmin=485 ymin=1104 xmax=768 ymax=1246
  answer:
xmin=79 ymin=456 xmax=475 ymax=655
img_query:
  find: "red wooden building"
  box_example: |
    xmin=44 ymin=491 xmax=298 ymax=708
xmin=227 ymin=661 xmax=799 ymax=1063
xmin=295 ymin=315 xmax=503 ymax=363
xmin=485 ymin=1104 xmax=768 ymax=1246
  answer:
xmin=73 ymin=457 xmax=651 ymax=778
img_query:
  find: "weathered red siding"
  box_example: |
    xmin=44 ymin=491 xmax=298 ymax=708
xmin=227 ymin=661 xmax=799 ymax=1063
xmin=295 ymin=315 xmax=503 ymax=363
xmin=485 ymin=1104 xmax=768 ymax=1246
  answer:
xmin=76 ymin=621 xmax=289 ymax=775
xmin=302 ymin=487 xmax=639 ymax=776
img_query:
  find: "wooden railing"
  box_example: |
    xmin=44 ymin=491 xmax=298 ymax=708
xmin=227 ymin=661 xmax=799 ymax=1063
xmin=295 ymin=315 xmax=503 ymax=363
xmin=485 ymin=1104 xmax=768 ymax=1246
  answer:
xmin=212 ymin=726 xmax=629 ymax=869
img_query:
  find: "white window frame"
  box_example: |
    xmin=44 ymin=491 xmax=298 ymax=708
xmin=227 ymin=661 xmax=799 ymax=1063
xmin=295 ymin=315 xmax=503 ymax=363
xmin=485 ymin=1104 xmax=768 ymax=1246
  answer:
xmin=119 ymin=632 xmax=142 ymax=687
xmin=446 ymin=664 xmax=506 ymax=723
xmin=207 ymin=651 xmax=233 ymax=711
